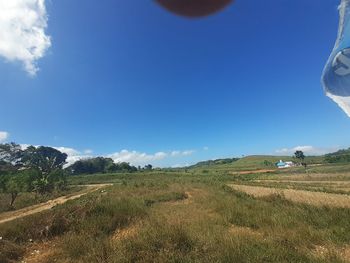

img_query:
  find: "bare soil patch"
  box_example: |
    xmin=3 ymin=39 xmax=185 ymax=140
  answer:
xmin=228 ymin=184 xmax=350 ymax=208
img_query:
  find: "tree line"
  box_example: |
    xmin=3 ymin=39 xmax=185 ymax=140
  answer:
xmin=0 ymin=142 xmax=152 ymax=208
xmin=65 ymin=157 xmax=149 ymax=175
xmin=0 ymin=143 xmax=68 ymax=208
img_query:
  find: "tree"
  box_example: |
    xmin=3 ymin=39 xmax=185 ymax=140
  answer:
xmin=0 ymin=170 xmax=36 ymax=208
xmin=0 ymin=143 xmax=24 ymax=167
xmin=22 ymin=146 xmax=68 ymax=194
xmin=67 ymin=158 xmax=138 ymax=175
xmin=22 ymin=146 xmax=67 ymax=174
xmin=325 ymin=148 xmax=350 ymax=163
xmin=144 ymin=164 xmax=153 ymax=170
xmin=294 ymin=151 xmax=305 ymax=165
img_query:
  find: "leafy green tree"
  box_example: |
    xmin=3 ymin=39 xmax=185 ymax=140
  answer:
xmin=67 ymin=158 xmax=137 ymax=174
xmin=0 ymin=170 xmax=37 ymax=208
xmin=22 ymin=146 xmax=67 ymax=174
xmin=22 ymin=146 xmax=68 ymax=194
xmin=294 ymin=151 xmax=305 ymax=165
xmin=144 ymin=164 xmax=153 ymax=170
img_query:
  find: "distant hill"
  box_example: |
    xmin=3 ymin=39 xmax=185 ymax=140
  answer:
xmin=188 ymin=148 xmax=350 ymax=171
xmin=190 ymin=155 xmax=288 ymax=171
xmin=190 ymin=158 xmax=239 ymax=168
xmin=325 ymin=148 xmax=350 ymax=163
xmin=190 ymin=155 xmax=325 ymax=171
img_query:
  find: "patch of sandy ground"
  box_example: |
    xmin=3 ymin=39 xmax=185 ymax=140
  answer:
xmin=253 ymin=180 xmax=350 ymax=185
xmin=228 ymin=184 xmax=350 ymax=208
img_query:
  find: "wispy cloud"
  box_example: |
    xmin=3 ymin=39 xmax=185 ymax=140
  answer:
xmin=0 ymin=0 xmax=51 ymax=76
xmin=0 ymin=131 xmax=9 ymax=142
xmin=170 ymin=150 xmax=195 ymax=157
xmin=276 ymin=145 xmax=341 ymax=156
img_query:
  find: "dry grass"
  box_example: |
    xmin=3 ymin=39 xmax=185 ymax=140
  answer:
xmin=253 ymin=180 xmax=350 ymax=185
xmin=113 ymin=222 xmax=142 ymax=242
xmin=274 ymin=173 xmax=350 ymax=181
xmin=228 ymin=225 xmax=263 ymax=238
xmin=2 ymin=173 xmax=350 ymax=263
xmin=309 ymin=245 xmax=350 ymax=262
xmin=230 ymin=169 xmax=277 ymax=175
xmin=229 ymin=184 xmax=350 ymax=208
xmin=21 ymin=239 xmax=59 ymax=263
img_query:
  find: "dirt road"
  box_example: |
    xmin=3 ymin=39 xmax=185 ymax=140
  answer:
xmin=229 ymin=184 xmax=350 ymax=208
xmin=0 ymin=184 xmax=112 ymax=225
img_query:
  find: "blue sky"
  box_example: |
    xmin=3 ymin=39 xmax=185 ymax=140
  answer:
xmin=1 ymin=0 xmax=350 ymax=167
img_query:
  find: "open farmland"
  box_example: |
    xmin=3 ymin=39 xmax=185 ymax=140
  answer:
xmin=1 ymin=159 xmax=350 ymax=263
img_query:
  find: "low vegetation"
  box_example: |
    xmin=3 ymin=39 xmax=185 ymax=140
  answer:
xmin=1 ymin=145 xmax=350 ymax=262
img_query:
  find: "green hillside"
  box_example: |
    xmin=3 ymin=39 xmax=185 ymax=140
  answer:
xmin=190 ymin=155 xmax=325 ymax=172
xmin=325 ymin=148 xmax=350 ymax=163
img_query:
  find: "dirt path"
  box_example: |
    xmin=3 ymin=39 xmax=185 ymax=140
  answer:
xmin=0 ymin=184 xmax=112 ymax=225
xmin=228 ymin=184 xmax=350 ymax=208
xmin=253 ymin=180 xmax=350 ymax=185
xmin=230 ymin=169 xmax=276 ymax=175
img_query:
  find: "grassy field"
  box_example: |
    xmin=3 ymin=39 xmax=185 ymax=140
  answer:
xmin=1 ymin=161 xmax=350 ymax=262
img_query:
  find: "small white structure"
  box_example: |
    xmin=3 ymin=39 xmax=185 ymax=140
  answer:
xmin=276 ymin=160 xmax=294 ymax=169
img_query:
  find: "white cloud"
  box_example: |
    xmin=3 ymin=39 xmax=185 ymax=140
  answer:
xmin=276 ymin=145 xmax=341 ymax=156
xmin=0 ymin=0 xmax=51 ymax=76
xmin=54 ymin=147 xmax=80 ymax=156
xmin=108 ymin=149 xmax=196 ymax=166
xmin=0 ymin=131 xmax=9 ymax=142
xmin=108 ymin=150 xmax=168 ymax=166
xmin=52 ymin=147 xmax=92 ymax=167
xmin=203 ymin=146 xmax=209 ymax=151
